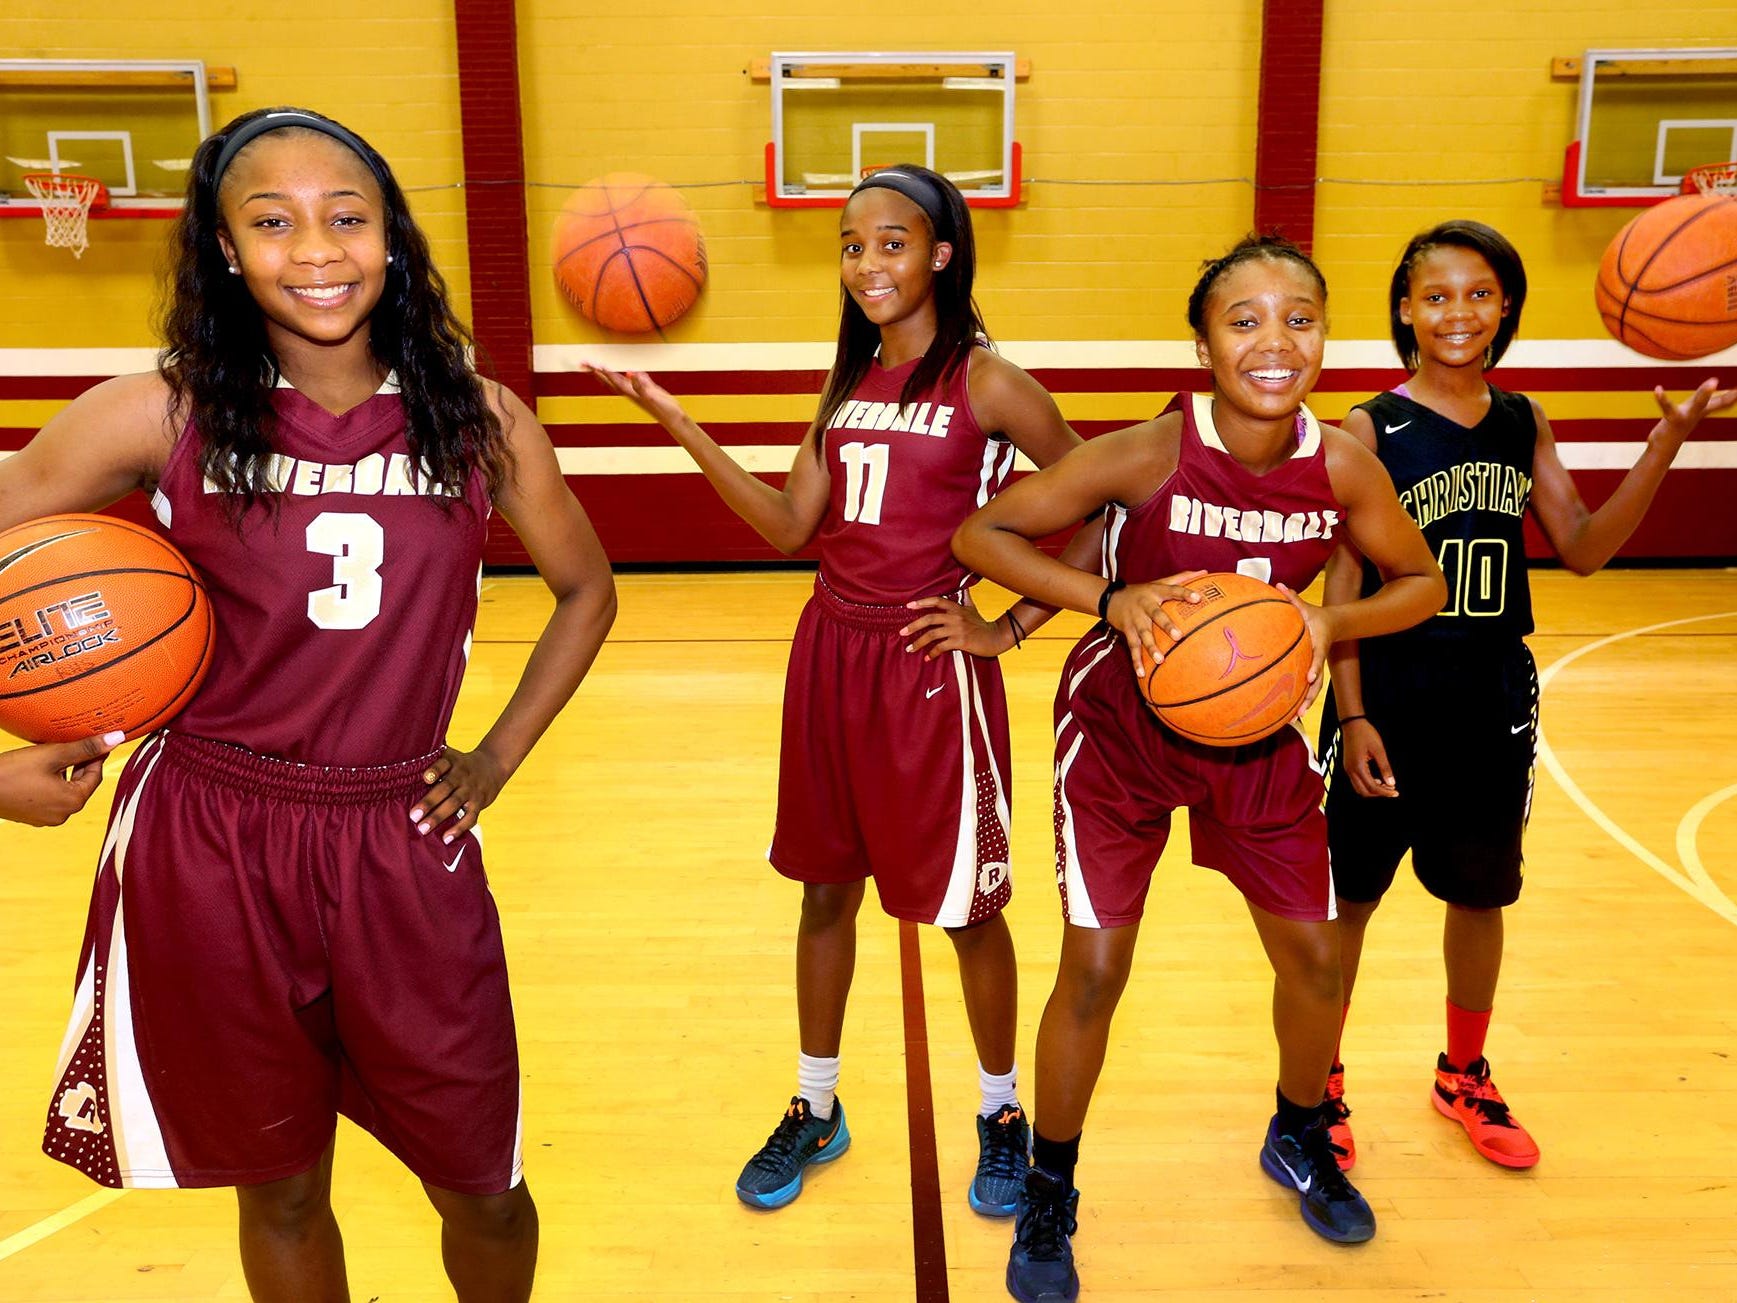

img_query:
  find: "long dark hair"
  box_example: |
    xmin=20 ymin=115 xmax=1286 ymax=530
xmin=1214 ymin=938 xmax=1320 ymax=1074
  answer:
xmin=812 ymin=165 xmax=989 ymax=451
xmin=159 ymin=106 xmax=510 ymax=514
xmin=1388 ymin=219 xmax=1527 ymax=370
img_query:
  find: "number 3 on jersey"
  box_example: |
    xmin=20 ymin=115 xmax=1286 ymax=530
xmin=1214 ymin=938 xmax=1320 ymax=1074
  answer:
xmin=837 ymin=441 xmax=889 ymax=525
xmin=306 ymin=511 xmax=384 ymax=629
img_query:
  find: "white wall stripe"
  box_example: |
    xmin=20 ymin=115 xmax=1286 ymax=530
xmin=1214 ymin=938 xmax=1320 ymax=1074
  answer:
xmin=5 ymin=339 xmax=1735 ymax=376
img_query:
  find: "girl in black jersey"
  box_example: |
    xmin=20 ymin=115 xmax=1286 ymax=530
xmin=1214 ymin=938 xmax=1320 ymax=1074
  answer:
xmin=1320 ymin=220 xmax=1733 ymax=1171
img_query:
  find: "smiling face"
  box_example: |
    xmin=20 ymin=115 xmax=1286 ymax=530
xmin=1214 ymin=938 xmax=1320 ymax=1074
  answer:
xmin=1194 ymin=256 xmax=1327 ymax=423
xmin=215 ymin=129 xmax=389 ymax=356
xmin=838 ymin=186 xmax=951 ymax=338
xmin=1401 ymin=244 xmax=1509 ymax=371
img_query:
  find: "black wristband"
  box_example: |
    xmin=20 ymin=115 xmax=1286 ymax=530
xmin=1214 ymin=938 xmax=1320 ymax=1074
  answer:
xmin=1004 ymin=609 xmax=1027 ymax=649
xmin=1097 ymin=578 xmax=1125 ymax=622
xmin=1337 ymin=713 xmax=1369 ymax=726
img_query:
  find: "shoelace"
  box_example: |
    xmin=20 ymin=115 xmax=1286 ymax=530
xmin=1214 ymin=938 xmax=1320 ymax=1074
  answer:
xmin=1454 ymin=1068 xmax=1519 ymax=1127
xmin=1016 ymin=1186 xmax=1078 ymax=1261
xmin=979 ymin=1110 xmax=1029 ymax=1183
xmin=748 ymin=1101 xmax=825 ymax=1172
xmin=1299 ymin=1126 xmax=1360 ymax=1201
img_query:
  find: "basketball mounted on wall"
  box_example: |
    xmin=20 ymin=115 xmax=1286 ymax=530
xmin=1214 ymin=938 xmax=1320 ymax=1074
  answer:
xmin=553 ymin=173 xmax=708 ymax=334
xmin=1594 ymin=192 xmax=1737 ymax=360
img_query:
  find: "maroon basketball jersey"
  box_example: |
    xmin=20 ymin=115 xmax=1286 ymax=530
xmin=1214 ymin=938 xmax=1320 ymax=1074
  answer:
xmin=814 ymin=350 xmax=1016 ymax=605
xmin=1102 ymin=393 xmax=1343 ymax=592
xmin=151 ymin=381 xmax=487 ymax=765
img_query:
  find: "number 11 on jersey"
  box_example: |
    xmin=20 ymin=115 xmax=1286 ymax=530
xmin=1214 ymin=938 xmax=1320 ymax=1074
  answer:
xmin=837 ymin=441 xmax=889 ymax=525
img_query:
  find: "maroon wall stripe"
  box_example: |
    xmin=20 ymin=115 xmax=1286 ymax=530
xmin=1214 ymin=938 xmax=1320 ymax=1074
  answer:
xmin=453 ymin=0 xmax=534 ymax=403
xmin=1254 ymin=0 xmax=1325 ymax=249
xmin=897 ymin=921 xmax=950 ymax=1303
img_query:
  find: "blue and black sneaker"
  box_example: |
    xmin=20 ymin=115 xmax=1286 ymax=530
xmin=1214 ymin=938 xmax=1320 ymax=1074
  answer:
xmin=970 ymin=1103 xmax=1031 ymax=1216
xmin=1005 ymin=1166 xmax=1080 ymax=1302
xmin=1259 ymin=1111 xmax=1376 ymax=1244
xmin=735 ymin=1096 xmax=849 ymax=1209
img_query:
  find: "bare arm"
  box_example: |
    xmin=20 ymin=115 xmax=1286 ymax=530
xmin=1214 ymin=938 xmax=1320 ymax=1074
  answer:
xmin=413 ymin=386 xmax=618 ymax=841
xmin=581 ymin=364 xmax=830 ymax=554
xmin=0 ymin=373 xmax=176 ymax=529
xmin=1529 ymin=382 xmax=1734 ymax=575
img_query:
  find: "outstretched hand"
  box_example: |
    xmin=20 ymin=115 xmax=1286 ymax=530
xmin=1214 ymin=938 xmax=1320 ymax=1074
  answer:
xmin=1104 ymin=570 xmax=1209 ymax=677
xmin=901 ymin=593 xmax=1013 ymax=660
xmin=411 ymin=745 xmax=509 ymax=845
xmin=0 ymin=731 xmax=124 ymax=827
xmin=580 ymin=362 xmax=687 ymax=428
xmin=1651 ymin=377 xmax=1737 ymax=453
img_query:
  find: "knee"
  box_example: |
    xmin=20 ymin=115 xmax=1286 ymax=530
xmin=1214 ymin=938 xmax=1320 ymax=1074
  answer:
xmin=1282 ymin=934 xmax=1344 ymax=1004
xmin=237 ymin=1169 xmax=334 ymax=1234
xmin=944 ymin=911 xmax=1007 ymax=955
xmin=434 ymin=1183 xmax=538 ymax=1243
xmin=800 ymin=882 xmax=863 ymax=932
xmin=1057 ymin=954 xmax=1132 ymax=1023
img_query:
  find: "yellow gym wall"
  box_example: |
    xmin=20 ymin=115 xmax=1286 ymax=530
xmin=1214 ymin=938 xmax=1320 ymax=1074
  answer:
xmin=1317 ymin=0 xmax=1737 ymax=343
xmin=0 ymin=0 xmax=470 ymax=350
xmin=518 ymin=0 xmax=1263 ymax=346
xmin=2 ymin=2 xmax=1731 ymax=353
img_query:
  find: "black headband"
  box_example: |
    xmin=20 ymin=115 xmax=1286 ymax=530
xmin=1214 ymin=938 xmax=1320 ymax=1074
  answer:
xmin=213 ymin=110 xmax=389 ymax=190
xmin=851 ymin=168 xmax=952 ymax=240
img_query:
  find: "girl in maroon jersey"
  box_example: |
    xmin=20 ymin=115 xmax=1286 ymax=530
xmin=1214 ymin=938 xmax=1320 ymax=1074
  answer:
xmin=1319 ymin=220 xmax=1733 ymax=1174
xmin=0 ymin=108 xmax=616 ymax=1302
xmin=585 ymin=165 xmax=1098 ymax=1217
xmin=953 ymin=236 xmax=1445 ymax=1301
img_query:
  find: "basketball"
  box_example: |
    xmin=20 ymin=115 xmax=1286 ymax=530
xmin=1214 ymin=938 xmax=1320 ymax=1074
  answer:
xmin=1136 ymin=572 xmax=1313 ymax=746
xmin=552 ymin=173 xmax=708 ymax=334
xmin=1594 ymin=192 xmax=1737 ymax=360
xmin=0 ymin=514 xmax=214 ymax=744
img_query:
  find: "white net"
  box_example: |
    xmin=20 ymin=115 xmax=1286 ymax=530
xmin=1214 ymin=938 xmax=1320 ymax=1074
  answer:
xmin=1688 ymin=162 xmax=1737 ymax=196
xmin=22 ymin=174 xmax=105 ymax=258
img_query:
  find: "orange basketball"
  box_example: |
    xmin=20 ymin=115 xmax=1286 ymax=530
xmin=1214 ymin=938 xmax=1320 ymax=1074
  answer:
xmin=552 ymin=173 xmax=708 ymax=334
xmin=1594 ymin=192 xmax=1737 ymax=360
xmin=0 ymin=514 xmax=214 ymax=744
xmin=1136 ymin=572 xmax=1313 ymax=746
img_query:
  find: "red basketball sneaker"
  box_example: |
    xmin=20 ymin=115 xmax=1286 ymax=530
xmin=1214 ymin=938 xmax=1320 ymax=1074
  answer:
xmin=1323 ymin=1062 xmax=1355 ymax=1171
xmin=1432 ymin=1055 xmax=1539 ymax=1168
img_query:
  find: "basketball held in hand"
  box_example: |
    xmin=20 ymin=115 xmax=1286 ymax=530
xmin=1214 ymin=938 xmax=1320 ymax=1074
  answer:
xmin=552 ymin=173 xmax=708 ymax=334
xmin=1136 ymin=572 xmax=1312 ymax=746
xmin=1594 ymin=192 xmax=1737 ymax=360
xmin=0 ymin=514 xmax=214 ymax=743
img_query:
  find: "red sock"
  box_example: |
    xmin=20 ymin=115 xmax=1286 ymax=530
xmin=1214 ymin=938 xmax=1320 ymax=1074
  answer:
xmin=1445 ymin=999 xmax=1492 ymax=1070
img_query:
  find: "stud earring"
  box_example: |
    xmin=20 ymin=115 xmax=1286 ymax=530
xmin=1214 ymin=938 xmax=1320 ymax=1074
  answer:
xmin=227 ymin=264 xmax=240 ymax=275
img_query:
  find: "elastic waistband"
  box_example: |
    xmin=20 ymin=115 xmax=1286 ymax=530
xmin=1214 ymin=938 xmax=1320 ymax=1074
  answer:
xmin=159 ymin=732 xmax=441 ymax=805
xmin=811 ymin=573 xmax=943 ymax=632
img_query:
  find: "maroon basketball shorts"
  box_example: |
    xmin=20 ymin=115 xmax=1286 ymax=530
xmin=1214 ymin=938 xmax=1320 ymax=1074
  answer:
xmin=42 ymin=731 xmax=522 ymax=1194
xmin=1051 ymin=627 xmax=1334 ymax=927
xmin=769 ymin=576 xmax=1014 ymax=928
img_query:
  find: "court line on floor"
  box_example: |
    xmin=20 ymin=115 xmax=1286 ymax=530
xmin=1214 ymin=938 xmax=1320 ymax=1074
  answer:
xmin=1536 ymin=610 xmax=1737 ymax=926
xmin=897 ymin=920 xmax=949 ymax=1302
xmin=0 ymin=1189 xmax=126 ymax=1263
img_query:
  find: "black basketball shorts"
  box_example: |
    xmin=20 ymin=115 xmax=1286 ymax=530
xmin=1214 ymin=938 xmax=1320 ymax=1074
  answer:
xmin=1320 ymin=639 xmax=1537 ymax=910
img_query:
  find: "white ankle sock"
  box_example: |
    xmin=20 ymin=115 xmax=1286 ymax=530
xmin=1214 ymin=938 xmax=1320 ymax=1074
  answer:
xmin=979 ymin=1062 xmax=1019 ymax=1117
xmin=798 ymin=1052 xmax=840 ymax=1121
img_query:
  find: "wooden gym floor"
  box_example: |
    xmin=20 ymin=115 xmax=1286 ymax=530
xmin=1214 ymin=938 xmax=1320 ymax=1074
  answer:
xmin=1 ymin=566 xmax=1734 ymax=1302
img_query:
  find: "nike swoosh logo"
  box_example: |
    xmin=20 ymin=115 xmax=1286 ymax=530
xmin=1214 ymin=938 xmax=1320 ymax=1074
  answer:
xmin=1511 ymin=722 xmax=1530 ymax=734
xmin=1384 ymin=421 xmax=1412 ymax=434
xmin=925 ymin=685 xmax=945 ymax=699
xmin=0 ymin=530 xmax=96 ymax=577
xmin=1274 ymin=1151 xmax=1311 ymax=1192
xmin=444 ymin=846 xmax=467 ymax=873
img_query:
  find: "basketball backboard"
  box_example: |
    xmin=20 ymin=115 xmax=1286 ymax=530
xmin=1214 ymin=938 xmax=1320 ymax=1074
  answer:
xmin=0 ymin=60 xmax=223 ymax=220
xmin=760 ymin=52 xmax=1023 ymax=208
xmin=1561 ymin=48 xmax=1737 ymax=206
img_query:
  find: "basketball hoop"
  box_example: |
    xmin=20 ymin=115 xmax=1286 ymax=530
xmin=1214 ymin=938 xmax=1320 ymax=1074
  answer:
xmin=21 ymin=173 xmax=108 ymax=259
xmin=1683 ymin=162 xmax=1737 ymax=196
